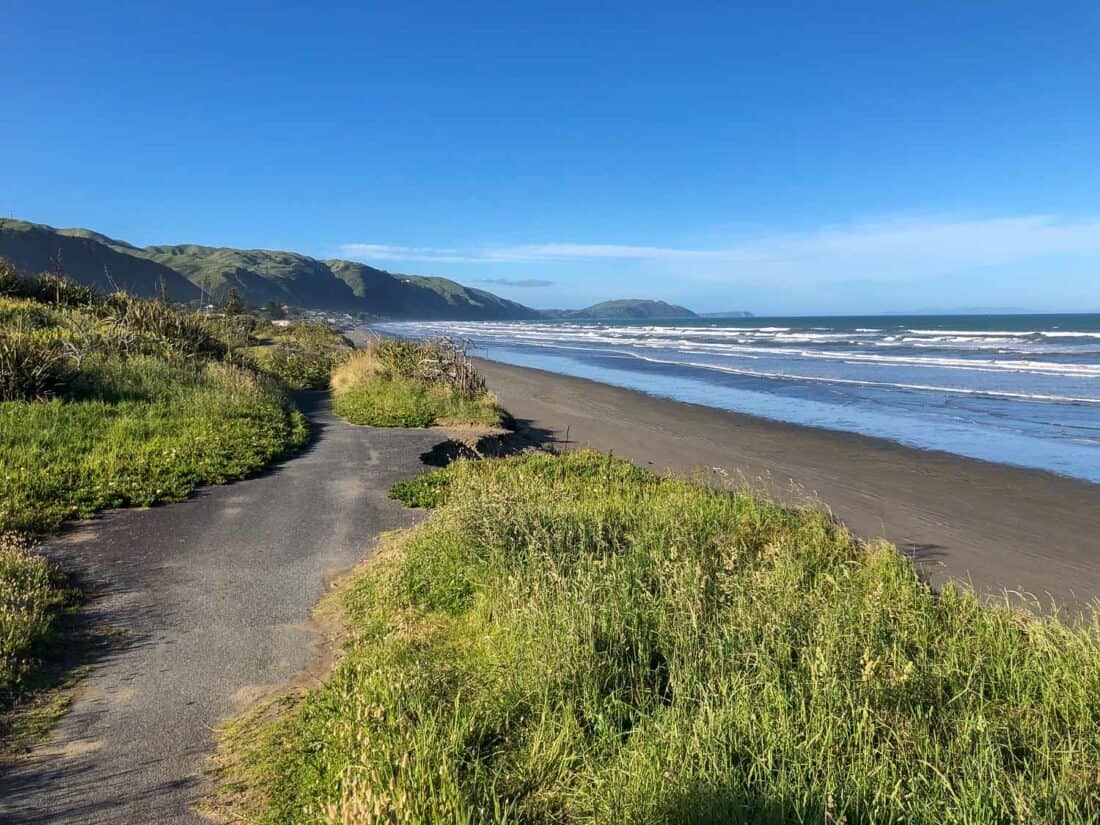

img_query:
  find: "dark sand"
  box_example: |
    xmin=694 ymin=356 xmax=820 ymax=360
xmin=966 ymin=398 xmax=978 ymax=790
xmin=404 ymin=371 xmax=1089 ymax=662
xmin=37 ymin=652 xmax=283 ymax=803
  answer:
xmin=476 ymin=358 xmax=1100 ymax=611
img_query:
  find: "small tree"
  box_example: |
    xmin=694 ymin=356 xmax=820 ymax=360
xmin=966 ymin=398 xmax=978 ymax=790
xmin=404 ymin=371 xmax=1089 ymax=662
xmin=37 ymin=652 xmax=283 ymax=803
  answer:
xmin=223 ymin=289 xmax=247 ymax=316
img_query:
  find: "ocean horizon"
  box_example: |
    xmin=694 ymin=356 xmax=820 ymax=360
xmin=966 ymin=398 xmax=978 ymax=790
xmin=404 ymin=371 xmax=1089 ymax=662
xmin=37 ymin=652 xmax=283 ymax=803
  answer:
xmin=377 ymin=313 xmax=1100 ymax=484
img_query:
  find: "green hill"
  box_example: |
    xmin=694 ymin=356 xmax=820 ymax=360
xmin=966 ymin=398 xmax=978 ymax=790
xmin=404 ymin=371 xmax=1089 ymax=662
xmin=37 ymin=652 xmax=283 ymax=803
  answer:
xmin=546 ymin=299 xmax=698 ymax=320
xmin=0 ymin=220 xmax=537 ymax=319
xmin=0 ymin=220 xmax=713 ymax=322
xmin=137 ymin=245 xmax=362 ymax=310
xmin=328 ymin=262 xmax=539 ymax=320
xmin=0 ymin=219 xmax=200 ymax=301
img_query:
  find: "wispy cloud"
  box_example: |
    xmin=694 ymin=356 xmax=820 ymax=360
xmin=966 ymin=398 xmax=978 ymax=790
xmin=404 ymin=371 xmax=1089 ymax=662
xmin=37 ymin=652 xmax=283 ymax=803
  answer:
xmin=476 ymin=278 xmax=554 ymax=288
xmin=339 ymin=243 xmax=489 ymax=264
xmin=340 ymin=215 xmax=1100 ymax=283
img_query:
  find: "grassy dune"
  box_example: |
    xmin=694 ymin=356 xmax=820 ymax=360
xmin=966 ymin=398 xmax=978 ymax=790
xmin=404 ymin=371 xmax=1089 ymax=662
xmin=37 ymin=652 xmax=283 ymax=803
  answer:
xmin=218 ymin=451 xmax=1100 ymax=824
xmin=0 ymin=261 xmax=310 ymax=731
xmin=331 ymin=340 xmax=502 ymax=428
xmin=0 ymin=288 xmax=309 ymax=535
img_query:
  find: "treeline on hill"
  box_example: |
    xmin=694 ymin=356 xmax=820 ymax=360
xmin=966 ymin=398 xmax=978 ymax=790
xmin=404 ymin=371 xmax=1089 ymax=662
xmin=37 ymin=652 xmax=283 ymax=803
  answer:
xmin=0 ymin=257 xmax=349 ymax=739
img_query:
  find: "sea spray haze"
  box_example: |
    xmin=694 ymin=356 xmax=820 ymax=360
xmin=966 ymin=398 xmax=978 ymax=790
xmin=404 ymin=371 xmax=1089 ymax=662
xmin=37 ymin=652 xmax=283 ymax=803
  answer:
xmin=380 ymin=314 xmax=1100 ymax=482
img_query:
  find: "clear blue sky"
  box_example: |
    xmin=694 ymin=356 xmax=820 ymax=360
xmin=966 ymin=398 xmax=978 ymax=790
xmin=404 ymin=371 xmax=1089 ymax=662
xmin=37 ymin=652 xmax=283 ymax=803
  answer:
xmin=4 ymin=1 xmax=1100 ymax=313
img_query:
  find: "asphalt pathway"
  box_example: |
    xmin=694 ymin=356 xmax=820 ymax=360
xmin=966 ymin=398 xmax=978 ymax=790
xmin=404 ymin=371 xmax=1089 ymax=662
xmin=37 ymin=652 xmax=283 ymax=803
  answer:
xmin=0 ymin=394 xmax=445 ymax=824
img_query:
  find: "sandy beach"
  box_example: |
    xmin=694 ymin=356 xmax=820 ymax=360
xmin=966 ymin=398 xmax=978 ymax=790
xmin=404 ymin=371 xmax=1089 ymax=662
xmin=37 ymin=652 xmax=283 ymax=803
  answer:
xmin=476 ymin=358 xmax=1100 ymax=611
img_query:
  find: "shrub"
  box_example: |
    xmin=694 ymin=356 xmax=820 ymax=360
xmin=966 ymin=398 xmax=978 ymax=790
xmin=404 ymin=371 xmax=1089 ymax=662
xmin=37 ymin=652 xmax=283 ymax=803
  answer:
xmin=263 ymin=344 xmax=344 ymax=391
xmin=330 ymin=339 xmax=500 ymax=428
xmin=95 ymin=292 xmax=227 ymax=360
xmin=31 ymin=274 xmax=96 ymax=309
xmin=333 ymin=372 xmax=500 ymax=428
xmin=0 ymin=260 xmax=29 ymax=298
xmin=0 ymin=261 xmax=98 ymax=310
xmin=0 ymin=331 xmax=68 ymax=401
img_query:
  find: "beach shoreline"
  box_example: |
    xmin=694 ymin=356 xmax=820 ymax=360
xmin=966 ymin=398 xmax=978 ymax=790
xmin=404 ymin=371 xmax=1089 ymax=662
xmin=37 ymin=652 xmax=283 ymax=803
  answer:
xmin=474 ymin=357 xmax=1100 ymax=611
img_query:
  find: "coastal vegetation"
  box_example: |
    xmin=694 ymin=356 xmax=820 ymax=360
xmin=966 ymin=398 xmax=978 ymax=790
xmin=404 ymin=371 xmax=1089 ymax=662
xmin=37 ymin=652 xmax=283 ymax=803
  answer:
xmin=331 ymin=338 xmax=502 ymax=428
xmin=0 ymin=259 xmax=309 ymax=729
xmin=246 ymin=320 xmax=353 ymax=391
xmin=218 ymin=450 xmax=1100 ymax=824
xmin=0 ymin=535 xmax=72 ymax=741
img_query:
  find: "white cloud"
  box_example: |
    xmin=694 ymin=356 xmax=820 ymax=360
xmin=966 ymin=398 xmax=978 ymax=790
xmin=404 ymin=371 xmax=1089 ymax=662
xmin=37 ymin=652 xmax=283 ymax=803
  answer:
xmin=338 ymin=243 xmax=488 ymax=263
xmin=340 ymin=215 xmax=1100 ymax=283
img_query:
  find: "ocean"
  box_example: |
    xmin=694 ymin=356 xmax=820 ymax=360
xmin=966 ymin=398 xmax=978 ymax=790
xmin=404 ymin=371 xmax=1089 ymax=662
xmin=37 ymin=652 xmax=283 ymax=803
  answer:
xmin=375 ymin=315 xmax=1100 ymax=484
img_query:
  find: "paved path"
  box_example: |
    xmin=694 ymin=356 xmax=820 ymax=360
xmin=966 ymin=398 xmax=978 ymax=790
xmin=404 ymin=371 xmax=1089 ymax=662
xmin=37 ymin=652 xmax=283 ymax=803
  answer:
xmin=0 ymin=394 xmax=445 ymax=824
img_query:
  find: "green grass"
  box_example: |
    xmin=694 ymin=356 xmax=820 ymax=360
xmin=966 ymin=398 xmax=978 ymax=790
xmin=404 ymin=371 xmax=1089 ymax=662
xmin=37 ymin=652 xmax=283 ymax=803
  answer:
xmin=0 ymin=536 xmax=70 ymax=710
xmin=332 ymin=373 xmax=500 ymax=428
xmin=0 ymin=358 xmax=307 ymax=534
xmin=330 ymin=342 xmax=502 ymax=428
xmin=217 ymin=451 xmax=1100 ymax=824
xmin=0 ymin=265 xmax=311 ymax=741
xmin=247 ymin=322 xmax=353 ymax=391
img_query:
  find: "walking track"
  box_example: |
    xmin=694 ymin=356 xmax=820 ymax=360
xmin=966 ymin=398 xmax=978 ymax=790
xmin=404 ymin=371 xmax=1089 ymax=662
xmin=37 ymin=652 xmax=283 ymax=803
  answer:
xmin=0 ymin=394 xmax=446 ymax=824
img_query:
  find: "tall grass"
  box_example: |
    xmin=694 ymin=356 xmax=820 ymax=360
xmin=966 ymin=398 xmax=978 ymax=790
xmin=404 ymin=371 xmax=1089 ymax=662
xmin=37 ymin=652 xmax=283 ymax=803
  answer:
xmin=219 ymin=452 xmax=1100 ymax=824
xmin=0 ymin=536 xmax=69 ymax=710
xmin=0 ymin=274 xmax=311 ymax=535
xmin=0 ymin=360 xmax=308 ymax=534
xmin=1 ymin=264 xmax=312 ymax=737
xmin=331 ymin=341 xmax=501 ymax=428
xmin=248 ymin=322 xmax=353 ymax=391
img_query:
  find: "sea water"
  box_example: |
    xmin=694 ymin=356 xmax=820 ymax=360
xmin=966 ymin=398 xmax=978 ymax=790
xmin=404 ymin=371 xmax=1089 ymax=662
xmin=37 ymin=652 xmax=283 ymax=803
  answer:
xmin=375 ymin=315 xmax=1100 ymax=484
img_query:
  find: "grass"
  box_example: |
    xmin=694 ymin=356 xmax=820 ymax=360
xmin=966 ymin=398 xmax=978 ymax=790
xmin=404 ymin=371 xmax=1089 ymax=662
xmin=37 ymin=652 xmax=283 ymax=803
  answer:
xmin=247 ymin=321 xmax=353 ymax=391
xmin=0 ymin=358 xmax=308 ymax=534
xmin=331 ymin=341 xmax=501 ymax=428
xmin=217 ymin=451 xmax=1100 ymax=824
xmin=0 ymin=262 xmax=311 ymax=740
xmin=0 ymin=536 xmax=71 ymax=711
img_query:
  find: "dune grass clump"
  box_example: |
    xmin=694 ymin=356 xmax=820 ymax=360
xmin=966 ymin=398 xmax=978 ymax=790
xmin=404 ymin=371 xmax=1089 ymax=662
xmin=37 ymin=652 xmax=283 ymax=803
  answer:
xmin=0 ymin=266 xmax=310 ymax=536
xmin=249 ymin=322 xmax=353 ymax=391
xmin=0 ymin=328 xmax=69 ymax=401
xmin=0 ymin=360 xmax=308 ymax=534
xmin=330 ymin=339 xmax=501 ymax=428
xmin=0 ymin=536 xmax=70 ymax=707
xmin=218 ymin=451 xmax=1100 ymax=824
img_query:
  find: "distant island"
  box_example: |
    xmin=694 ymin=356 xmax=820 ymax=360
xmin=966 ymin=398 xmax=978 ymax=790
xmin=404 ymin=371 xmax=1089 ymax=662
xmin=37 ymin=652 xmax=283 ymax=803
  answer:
xmin=542 ymin=299 xmax=699 ymax=320
xmin=0 ymin=219 xmax=752 ymax=322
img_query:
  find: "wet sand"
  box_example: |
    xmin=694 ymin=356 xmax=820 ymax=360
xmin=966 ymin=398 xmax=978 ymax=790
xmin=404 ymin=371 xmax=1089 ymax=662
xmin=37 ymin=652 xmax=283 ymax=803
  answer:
xmin=476 ymin=358 xmax=1100 ymax=612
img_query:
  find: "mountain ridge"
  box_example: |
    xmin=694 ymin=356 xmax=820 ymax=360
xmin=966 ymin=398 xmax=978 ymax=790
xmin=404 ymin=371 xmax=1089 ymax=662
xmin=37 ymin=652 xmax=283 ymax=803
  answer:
xmin=0 ymin=219 xmax=538 ymax=320
xmin=0 ymin=220 xmax=751 ymax=322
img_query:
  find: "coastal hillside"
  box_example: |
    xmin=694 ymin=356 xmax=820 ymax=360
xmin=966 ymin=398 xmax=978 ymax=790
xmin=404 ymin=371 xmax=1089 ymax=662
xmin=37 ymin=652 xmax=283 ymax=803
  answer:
xmin=137 ymin=244 xmax=363 ymax=311
xmin=0 ymin=219 xmax=537 ymax=320
xmin=0 ymin=219 xmax=200 ymax=301
xmin=329 ymin=261 xmax=540 ymax=320
xmin=546 ymin=298 xmax=699 ymax=320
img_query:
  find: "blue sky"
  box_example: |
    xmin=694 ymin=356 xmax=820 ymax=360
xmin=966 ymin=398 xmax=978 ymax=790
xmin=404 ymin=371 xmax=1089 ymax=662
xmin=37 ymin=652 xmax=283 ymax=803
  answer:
xmin=4 ymin=1 xmax=1100 ymax=314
